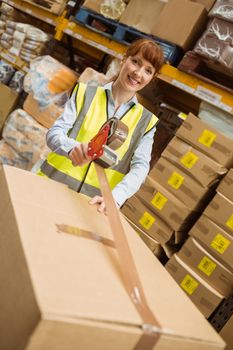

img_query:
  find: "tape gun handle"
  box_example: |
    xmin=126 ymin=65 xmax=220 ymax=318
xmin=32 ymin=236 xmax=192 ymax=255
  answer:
xmin=87 ymin=123 xmax=111 ymax=160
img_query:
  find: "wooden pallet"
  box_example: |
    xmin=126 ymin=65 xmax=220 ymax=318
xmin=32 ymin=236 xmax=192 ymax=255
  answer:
xmin=75 ymin=7 xmax=183 ymax=65
xmin=178 ymin=51 xmax=233 ymax=94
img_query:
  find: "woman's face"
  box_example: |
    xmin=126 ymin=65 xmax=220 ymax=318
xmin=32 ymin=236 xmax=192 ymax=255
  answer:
xmin=118 ymin=51 xmax=156 ymax=93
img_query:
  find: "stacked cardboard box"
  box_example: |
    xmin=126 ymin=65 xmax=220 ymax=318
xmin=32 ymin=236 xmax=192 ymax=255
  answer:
xmin=122 ymin=113 xmax=233 ymax=261
xmin=165 ymin=120 xmax=233 ymax=318
xmin=0 ymin=165 xmax=226 ymax=350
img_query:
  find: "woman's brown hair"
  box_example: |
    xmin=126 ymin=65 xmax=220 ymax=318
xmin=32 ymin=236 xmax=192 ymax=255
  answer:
xmin=125 ymin=38 xmax=164 ymax=74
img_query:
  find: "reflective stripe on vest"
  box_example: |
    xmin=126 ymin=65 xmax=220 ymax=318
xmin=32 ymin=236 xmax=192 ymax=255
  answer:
xmin=39 ymin=83 xmax=158 ymax=196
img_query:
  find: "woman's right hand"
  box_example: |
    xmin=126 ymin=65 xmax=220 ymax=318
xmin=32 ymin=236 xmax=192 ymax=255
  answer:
xmin=68 ymin=143 xmax=91 ymax=166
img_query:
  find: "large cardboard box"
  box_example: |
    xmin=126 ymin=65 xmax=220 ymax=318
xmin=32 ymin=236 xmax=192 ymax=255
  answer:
xmin=149 ymin=157 xmax=212 ymax=211
xmin=162 ymin=136 xmax=227 ymax=188
xmin=0 ymin=165 xmax=225 ymax=350
xmin=166 ymin=254 xmax=224 ymax=318
xmin=176 ymin=113 xmax=233 ymax=168
xmin=0 ymin=83 xmax=19 ymax=130
xmin=121 ymin=195 xmax=174 ymax=244
xmin=177 ymin=237 xmax=233 ymax=297
xmin=151 ymin=0 xmax=207 ymax=50
xmin=217 ymin=169 xmax=233 ymax=203
xmin=136 ymin=176 xmax=194 ymax=231
xmin=119 ymin=0 xmax=165 ymax=35
xmin=189 ymin=214 xmax=233 ymax=271
xmin=204 ymin=193 xmax=233 ymax=236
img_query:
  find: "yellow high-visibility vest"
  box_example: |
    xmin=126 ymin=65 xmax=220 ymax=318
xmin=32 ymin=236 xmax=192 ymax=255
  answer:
xmin=39 ymin=83 xmax=158 ymax=197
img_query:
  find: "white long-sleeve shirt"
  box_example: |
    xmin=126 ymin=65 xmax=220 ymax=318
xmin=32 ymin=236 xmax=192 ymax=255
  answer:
xmin=46 ymin=82 xmax=156 ymax=206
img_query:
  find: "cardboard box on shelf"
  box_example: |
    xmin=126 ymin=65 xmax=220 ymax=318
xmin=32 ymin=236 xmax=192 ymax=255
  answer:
xmin=204 ymin=193 xmax=233 ymax=236
xmin=217 ymin=169 xmax=233 ymax=203
xmin=177 ymin=237 xmax=233 ymax=297
xmin=166 ymin=254 xmax=224 ymax=318
xmin=119 ymin=0 xmax=165 ymax=35
xmin=136 ymin=176 xmax=195 ymax=231
xmin=0 ymin=83 xmax=19 ymax=130
xmin=149 ymin=157 xmax=213 ymax=211
xmin=176 ymin=113 xmax=233 ymax=168
xmin=162 ymin=136 xmax=227 ymax=188
xmin=0 ymin=165 xmax=225 ymax=350
xmin=151 ymin=0 xmax=207 ymax=50
xmin=189 ymin=214 xmax=233 ymax=271
xmin=121 ymin=195 xmax=174 ymax=244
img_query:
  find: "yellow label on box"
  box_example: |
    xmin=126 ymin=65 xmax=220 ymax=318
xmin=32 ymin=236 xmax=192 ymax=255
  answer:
xmin=198 ymin=256 xmax=217 ymax=276
xmin=151 ymin=192 xmax=168 ymax=210
xmin=180 ymin=274 xmax=199 ymax=295
xmin=168 ymin=172 xmax=184 ymax=189
xmin=211 ymin=234 xmax=231 ymax=254
xmin=226 ymin=214 xmax=233 ymax=231
xmin=180 ymin=151 xmax=198 ymax=169
xmin=139 ymin=212 xmax=155 ymax=230
xmin=198 ymin=130 xmax=216 ymax=148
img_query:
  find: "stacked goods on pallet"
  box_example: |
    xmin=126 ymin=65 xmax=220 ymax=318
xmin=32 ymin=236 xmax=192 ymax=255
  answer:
xmin=0 ymin=109 xmax=47 ymax=170
xmin=0 ymin=165 xmax=226 ymax=350
xmin=0 ymin=21 xmax=49 ymax=64
xmin=23 ymin=0 xmax=68 ymax=15
xmin=165 ymin=117 xmax=233 ymax=318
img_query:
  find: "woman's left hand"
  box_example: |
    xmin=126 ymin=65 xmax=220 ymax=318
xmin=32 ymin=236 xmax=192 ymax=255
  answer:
xmin=89 ymin=196 xmax=119 ymax=215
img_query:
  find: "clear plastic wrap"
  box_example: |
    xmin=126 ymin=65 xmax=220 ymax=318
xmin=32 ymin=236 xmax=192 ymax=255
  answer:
xmin=24 ymin=55 xmax=78 ymax=108
xmin=0 ymin=140 xmax=30 ymax=169
xmin=209 ymin=0 xmax=233 ymax=22
xmin=100 ymin=0 xmax=126 ymax=19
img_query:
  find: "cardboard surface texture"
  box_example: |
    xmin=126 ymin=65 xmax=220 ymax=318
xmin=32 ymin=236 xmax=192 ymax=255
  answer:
xmin=136 ymin=175 xmax=194 ymax=231
xmin=189 ymin=214 xmax=233 ymax=271
xmin=151 ymin=0 xmax=207 ymax=50
xmin=121 ymin=195 xmax=174 ymax=244
xmin=149 ymin=157 xmax=212 ymax=211
xmin=0 ymin=165 xmax=225 ymax=350
xmin=217 ymin=169 xmax=233 ymax=203
xmin=119 ymin=0 xmax=165 ymax=34
xmin=166 ymin=254 xmax=224 ymax=318
xmin=204 ymin=193 xmax=233 ymax=236
xmin=0 ymin=83 xmax=19 ymax=130
xmin=176 ymin=113 xmax=233 ymax=168
xmin=177 ymin=237 xmax=233 ymax=297
xmin=162 ymin=136 xmax=227 ymax=188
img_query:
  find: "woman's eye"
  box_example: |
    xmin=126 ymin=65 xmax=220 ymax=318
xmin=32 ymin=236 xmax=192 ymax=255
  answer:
xmin=146 ymin=69 xmax=152 ymax=75
xmin=132 ymin=58 xmax=138 ymax=64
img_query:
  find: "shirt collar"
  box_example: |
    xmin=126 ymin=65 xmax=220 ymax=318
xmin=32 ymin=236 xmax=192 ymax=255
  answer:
xmin=103 ymin=82 xmax=138 ymax=105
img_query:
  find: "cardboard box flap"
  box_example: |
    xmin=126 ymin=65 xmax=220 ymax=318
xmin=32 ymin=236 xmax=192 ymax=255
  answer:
xmin=0 ymin=165 xmax=225 ymax=347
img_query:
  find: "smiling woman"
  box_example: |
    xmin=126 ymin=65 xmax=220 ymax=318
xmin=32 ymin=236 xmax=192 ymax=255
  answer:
xmin=38 ymin=38 xmax=164 ymax=214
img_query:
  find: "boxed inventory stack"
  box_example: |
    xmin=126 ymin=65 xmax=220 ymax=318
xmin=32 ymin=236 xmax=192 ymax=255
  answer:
xmin=0 ymin=165 xmax=225 ymax=350
xmin=165 ymin=116 xmax=233 ymax=318
xmin=122 ymin=113 xmax=232 ymax=260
